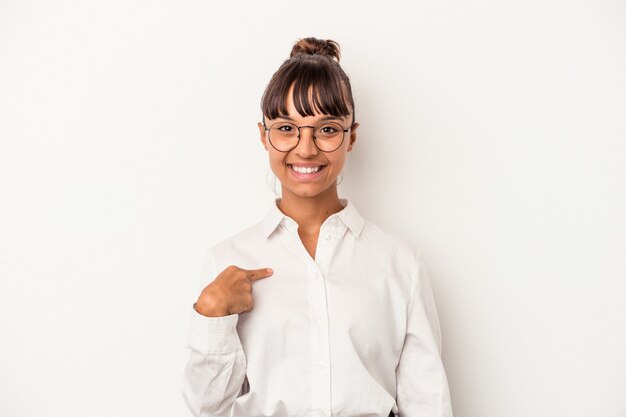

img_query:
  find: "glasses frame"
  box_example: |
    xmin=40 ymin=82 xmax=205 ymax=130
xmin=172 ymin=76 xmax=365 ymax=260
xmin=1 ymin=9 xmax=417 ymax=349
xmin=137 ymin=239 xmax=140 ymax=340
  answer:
xmin=262 ymin=118 xmax=354 ymax=153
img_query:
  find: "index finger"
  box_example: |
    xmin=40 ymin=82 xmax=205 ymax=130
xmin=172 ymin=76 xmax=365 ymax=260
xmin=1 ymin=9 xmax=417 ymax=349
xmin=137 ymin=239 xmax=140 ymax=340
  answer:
xmin=245 ymin=268 xmax=274 ymax=281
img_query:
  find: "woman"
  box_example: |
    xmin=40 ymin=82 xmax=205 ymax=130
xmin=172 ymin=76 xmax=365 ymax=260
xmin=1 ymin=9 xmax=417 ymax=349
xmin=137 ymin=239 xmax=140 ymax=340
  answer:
xmin=182 ymin=37 xmax=453 ymax=417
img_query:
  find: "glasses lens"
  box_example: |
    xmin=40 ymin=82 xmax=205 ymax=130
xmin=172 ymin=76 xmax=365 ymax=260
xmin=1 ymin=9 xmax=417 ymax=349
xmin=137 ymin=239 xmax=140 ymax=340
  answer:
xmin=315 ymin=122 xmax=345 ymax=152
xmin=269 ymin=122 xmax=299 ymax=151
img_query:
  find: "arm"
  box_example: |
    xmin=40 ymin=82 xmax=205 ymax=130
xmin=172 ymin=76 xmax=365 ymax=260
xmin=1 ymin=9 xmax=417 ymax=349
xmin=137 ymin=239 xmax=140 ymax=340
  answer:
xmin=181 ymin=248 xmax=247 ymax=417
xmin=395 ymin=251 xmax=453 ymax=417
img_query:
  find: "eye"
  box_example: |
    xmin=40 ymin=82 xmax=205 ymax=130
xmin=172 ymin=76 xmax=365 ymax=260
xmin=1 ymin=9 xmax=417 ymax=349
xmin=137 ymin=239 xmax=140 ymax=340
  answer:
xmin=277 ymin=124 xmax=294 ymax=132
xmin=317 ymin=123 xmax=342 ymax=136
xmin=320 ymin=125 xmax=338 ymax=134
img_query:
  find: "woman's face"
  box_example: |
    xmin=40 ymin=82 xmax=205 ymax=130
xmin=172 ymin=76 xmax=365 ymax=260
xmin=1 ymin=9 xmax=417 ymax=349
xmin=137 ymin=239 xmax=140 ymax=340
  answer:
xmin=258 ymin=86 xmax=359 ymax=200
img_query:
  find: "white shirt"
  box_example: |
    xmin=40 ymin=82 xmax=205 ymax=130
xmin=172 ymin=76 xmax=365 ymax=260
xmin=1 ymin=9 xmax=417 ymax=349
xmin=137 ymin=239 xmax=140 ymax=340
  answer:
xmin=181 ymin=197 xmax=453 ymax=417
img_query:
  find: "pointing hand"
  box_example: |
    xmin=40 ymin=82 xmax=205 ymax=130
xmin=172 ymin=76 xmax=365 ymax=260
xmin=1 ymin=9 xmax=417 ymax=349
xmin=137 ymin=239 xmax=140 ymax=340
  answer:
xmin=195 ymin=265 xmax=274 ymax=317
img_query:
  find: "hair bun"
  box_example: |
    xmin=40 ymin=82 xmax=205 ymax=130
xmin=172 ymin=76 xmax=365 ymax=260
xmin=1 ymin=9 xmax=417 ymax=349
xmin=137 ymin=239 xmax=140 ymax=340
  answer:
xmin=290 ymin=37 xmax=341 ymax=62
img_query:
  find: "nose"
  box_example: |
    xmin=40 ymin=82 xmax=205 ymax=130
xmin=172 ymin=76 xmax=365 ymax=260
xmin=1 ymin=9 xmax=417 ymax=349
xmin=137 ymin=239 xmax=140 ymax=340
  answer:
xmin=294 ymin=126 xmax=319 ymax=156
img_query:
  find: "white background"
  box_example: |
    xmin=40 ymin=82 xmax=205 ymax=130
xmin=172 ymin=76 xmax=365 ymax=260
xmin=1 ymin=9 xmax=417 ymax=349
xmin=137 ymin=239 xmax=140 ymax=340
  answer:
xmin=1 ymin=1 xmax=625 ymax=416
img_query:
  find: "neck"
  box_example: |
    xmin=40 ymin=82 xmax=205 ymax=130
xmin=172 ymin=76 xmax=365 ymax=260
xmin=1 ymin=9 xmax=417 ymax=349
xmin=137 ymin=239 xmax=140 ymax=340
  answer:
xmin=277 ymin=186 xmax=344 ymax=234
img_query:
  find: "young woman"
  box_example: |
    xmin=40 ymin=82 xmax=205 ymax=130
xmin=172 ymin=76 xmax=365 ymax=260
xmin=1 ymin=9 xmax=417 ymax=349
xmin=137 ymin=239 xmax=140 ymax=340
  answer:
xmin=182 ymin=37 xmax=453 ymax=417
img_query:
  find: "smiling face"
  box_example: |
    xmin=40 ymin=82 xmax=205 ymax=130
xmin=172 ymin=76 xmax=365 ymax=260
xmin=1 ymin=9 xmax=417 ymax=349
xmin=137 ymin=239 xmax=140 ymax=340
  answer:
xmin=258 ymin=84 xmax=359 ymax=200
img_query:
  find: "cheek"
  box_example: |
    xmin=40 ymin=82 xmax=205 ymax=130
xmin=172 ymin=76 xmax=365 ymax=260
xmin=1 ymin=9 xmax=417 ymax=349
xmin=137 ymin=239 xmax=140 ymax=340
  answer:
xmin=327 ymin=154 xmax=347 ymax=169
xmin=267 ymin=152 xmax=287 ymax=170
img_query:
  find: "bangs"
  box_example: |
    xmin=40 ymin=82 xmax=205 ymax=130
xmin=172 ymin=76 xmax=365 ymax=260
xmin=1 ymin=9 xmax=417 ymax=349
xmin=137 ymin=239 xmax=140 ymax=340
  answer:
xmin=261 ymin=58 xmax=353 ymax=121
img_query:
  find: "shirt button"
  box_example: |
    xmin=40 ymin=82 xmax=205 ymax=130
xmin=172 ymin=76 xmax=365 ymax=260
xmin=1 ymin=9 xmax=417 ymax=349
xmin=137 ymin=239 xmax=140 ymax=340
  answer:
xmin=317 ymin=361 xmax=324 ymax=370
xmin=313 ymin=272 xmax=321 ymax=280
xmin=325 ymin=234 xmax=332 ymax=241
xmin=317 ymin=411 xmax=327 ymax=417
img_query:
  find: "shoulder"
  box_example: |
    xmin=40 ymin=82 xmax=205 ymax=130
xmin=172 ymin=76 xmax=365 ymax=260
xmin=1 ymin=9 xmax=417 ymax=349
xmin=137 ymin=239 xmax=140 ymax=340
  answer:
xmin=362 ymin=219 xmax=433 ymax=302
xmin=359 ymin=218 xmax=424 ymax=290
xmin=361 ymin=218 xmax=420 ymax=265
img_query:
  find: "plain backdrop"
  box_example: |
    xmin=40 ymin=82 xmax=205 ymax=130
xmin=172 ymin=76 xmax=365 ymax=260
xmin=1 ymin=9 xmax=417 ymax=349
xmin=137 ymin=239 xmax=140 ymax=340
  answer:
xmin=1 ymin=1 xmax=625 ymax=416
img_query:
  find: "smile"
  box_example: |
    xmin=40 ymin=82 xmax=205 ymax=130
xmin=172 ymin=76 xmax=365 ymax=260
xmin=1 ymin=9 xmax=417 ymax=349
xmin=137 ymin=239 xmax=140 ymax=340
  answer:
xmin=289 ymin=164 xmax=324 ymax=174
xmin=288 ymin=164 xmax=327 ymax=180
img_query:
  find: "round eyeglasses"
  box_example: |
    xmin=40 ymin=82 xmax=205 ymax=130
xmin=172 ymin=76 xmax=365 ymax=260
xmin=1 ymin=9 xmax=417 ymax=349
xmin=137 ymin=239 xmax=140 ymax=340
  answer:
xmin=263 ymin=120 xmax=352 ymax=153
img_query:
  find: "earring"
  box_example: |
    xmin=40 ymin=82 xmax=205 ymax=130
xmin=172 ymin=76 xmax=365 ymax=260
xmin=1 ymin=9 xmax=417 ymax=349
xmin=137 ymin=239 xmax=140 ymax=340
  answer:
xmin=337 ymin=172 xmax=344 ymax=185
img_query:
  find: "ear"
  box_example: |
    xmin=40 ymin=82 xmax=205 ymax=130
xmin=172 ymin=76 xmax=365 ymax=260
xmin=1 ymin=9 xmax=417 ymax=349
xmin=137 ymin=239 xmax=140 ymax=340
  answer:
xmin=258 ymin=121 xmax=268 ymax=151
xmin=347 ymin=122 xmax=359 ymax=152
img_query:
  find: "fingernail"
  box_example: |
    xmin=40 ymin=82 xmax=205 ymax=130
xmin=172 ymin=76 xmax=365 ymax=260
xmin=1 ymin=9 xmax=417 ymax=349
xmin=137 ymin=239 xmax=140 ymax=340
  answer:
xmin=267 ymin=268 xmax=273 ymax=273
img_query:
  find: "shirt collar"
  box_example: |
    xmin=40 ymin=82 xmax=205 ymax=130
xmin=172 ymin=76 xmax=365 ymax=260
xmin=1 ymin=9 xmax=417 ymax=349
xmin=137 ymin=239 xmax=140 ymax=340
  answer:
xmin=262 ymin=197 xmax=365 ymax=239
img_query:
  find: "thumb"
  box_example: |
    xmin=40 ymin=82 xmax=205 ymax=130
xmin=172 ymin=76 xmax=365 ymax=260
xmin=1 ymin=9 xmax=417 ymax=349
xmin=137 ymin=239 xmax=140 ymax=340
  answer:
xmin=245 ymin=268 xmax=274 ymax=281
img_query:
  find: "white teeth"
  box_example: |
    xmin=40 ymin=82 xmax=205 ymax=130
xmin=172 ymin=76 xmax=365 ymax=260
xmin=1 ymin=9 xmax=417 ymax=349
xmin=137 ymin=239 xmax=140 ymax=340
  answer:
xmin=291 ymin=165 xmax=322 ymax=174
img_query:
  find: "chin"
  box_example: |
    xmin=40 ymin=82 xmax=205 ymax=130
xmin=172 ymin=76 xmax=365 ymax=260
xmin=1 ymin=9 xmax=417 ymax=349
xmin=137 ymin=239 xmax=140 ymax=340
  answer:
xmin=284 ymin=187 xmax=320 ymax=197
xmin=284 ymin=182 xmax=336 ymax=197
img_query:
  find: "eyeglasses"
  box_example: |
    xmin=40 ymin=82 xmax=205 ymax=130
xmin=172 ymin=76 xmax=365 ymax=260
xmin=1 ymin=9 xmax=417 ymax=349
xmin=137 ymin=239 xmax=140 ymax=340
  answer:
xmin=263 ymin=119 xmax=353 ymax=153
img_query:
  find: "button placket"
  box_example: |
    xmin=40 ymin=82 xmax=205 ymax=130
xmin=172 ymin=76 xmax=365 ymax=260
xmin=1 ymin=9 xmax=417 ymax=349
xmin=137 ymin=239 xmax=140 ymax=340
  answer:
xmin=307 ymin=259 xmax=331 ymax=414
xmin=279 ymin=213 xmax=339 ymax=415
xmin=304 ymin=222 xmax=343 ymax=416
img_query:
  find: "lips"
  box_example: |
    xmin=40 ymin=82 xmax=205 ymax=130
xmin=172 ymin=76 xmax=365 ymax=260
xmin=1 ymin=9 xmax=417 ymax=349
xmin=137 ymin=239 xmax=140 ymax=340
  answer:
xmin=288 ymin=164 xmax=327 ymax=180
xmin=288 ymin=164 xmax=323 ymax=173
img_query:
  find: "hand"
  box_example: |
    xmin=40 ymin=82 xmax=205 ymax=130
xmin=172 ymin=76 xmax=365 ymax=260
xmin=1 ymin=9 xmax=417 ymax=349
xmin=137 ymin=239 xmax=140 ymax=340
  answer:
xmin=195 ymin=265 xmax=274 ymax=317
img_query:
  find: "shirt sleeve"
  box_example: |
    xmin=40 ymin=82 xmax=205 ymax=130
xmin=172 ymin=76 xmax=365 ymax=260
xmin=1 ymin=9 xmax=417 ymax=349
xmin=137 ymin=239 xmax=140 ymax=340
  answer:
xmin=181 ymin=246 xmax=247 ymax=417
xmin=395 ymin=251 xmax=453 ymax=417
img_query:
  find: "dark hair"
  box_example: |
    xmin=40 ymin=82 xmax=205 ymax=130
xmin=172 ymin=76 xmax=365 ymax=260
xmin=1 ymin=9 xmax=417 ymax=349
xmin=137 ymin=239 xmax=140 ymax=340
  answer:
xmin=261 ymin=37 xmax=355 ymax=125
